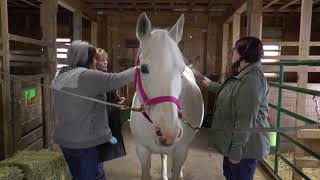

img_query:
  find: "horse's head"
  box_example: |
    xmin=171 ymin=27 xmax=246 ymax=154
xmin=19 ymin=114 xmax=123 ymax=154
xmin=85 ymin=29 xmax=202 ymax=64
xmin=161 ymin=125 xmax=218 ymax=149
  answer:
xmin=136 ymin=13 xmax=186 ymax=147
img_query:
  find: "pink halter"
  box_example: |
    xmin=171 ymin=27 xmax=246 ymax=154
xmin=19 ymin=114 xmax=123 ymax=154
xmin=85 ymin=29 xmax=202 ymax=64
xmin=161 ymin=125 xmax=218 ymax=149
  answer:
xmin=134 ymin=49 xmax=182 ymax=123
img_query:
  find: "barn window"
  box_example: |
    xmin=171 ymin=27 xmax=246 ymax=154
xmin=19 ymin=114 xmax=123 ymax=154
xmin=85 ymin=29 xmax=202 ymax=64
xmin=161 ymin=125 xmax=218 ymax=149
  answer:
xmin=56 ymin=38 xmax=71 ymax=70
xmin=262 ymin=45 xmax=280 ymax=77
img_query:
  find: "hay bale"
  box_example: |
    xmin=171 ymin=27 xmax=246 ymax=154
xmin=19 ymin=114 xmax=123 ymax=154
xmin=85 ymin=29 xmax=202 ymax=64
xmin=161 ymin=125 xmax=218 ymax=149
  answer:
xmin=2 ymin=150 xmax=71 ymax=180
xmin=0 ymin=165 xmax=24 ymax=180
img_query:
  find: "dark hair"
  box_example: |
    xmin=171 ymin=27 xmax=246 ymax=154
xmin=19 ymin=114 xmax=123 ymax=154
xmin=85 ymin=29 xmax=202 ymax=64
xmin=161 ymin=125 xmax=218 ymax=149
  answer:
xmin=82 ymin=44 xmax=96 ymax=68
xmin=234 ymin=36 xmax=264 ymax=63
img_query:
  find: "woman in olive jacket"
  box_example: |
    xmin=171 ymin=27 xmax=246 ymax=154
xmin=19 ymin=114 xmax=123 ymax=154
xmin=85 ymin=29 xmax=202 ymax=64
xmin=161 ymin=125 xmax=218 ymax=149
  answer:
xmin=202 ymin=37 xmax=270 ymax=180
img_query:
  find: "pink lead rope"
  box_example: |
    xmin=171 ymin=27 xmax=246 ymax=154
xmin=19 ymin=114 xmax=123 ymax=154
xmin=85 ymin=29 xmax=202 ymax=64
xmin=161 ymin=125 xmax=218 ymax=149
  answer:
xmin=134 ymin=48 xmax=182 ymax=123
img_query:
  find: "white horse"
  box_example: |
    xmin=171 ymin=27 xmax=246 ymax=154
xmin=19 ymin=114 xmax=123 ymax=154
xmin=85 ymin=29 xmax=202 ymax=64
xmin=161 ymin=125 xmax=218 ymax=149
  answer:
xmin=130 ymin=13 xmax=204 ymax=180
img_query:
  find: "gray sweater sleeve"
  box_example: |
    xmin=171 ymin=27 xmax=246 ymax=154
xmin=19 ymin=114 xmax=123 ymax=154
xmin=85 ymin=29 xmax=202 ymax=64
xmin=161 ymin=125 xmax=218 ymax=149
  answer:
xmin=78 ymin=67 xmax=135 ymax=96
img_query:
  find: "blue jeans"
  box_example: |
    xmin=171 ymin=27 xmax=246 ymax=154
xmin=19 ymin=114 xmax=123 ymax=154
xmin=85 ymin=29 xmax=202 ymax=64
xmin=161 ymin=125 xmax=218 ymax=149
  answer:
xmin=223 ymin=157 xmax=257 ymax=180
xmin=61 ymin=146 xmax=106 ymax=180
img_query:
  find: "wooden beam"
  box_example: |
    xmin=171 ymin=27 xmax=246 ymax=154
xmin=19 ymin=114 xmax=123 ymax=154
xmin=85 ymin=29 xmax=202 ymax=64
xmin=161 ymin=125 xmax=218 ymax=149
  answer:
xmin=58 ymin=0 xmax=96 ymax=20
xmin=0 ymin=0 xmax=13 ymax=159
xmin=221 ymin=23 xmax=230 ymax=82
xmin=263 ymin=55 xmax=320 ymax=60
xmin=262 ymin=66 xmax=320 ymax=72
xmin=279 ymin=0 xmax=299 ymax=11
xmin=91 ymin=22 xmax=98 ymax=46
xmin=222 ymin=0 xmax=246 ymax=23
xmin=10 ymin=55 xmax=43 ymax=62
xmin=208 ymin=0 xmax=216 ymax=9
xmin=19 ymin=0 xmax=39 ymax=8
xmin=73 ymin=11 xmax=82 ymax=40
xmin=40 ymin=0 xmax=58 ymax=149
xmin=297 ymin=129 xmax=320 ymax=139
xmin=232 ymin=13 xmax=241 ymax=45
xmin=206 ymin=16 xmax=218 ymax=75
xmin=247 ymin=0 xmax=263 ymax=39
xmin=263 ymin=41 xmax=320 ymax=46
xmin=296 ymin=0 xmax=320 ymax=11
xmin=9 ymin=34 xmax=45 ymax=46
xmin=294 ymin=1 xmax=313 ymax=179
xmin=263 ymin=0 xmax=280 ymax=10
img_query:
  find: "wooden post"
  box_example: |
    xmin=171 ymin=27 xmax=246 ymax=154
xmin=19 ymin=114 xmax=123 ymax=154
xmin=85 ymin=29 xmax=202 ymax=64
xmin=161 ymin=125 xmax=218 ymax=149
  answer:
xmin=294 ymin=1 xmax=313 ymax=179
xmin=73 ymin=11 xmax=82 ymax=40
xmin=221 ymin=23 xmax=230 ymax=82
xmin=246 ymin=0 xmax=263 ymax=39
xmin=206 ymin=16 xmax=218 ymax=75
xmin=232 ymin=13 xmax=241 ymax=45
xmin=41 ymin=0 xmax=58 ymax=148
xmin=91 ymin=22 xmax=98 ymax=46
xmin=0 ymin=0 xmax=13 ymax=159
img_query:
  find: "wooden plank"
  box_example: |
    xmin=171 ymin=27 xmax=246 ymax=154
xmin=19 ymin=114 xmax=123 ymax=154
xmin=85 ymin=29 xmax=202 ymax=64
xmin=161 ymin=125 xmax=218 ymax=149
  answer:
xmin=222 ymin=0 xmax=246 ymax=23
xmin=0 ymin=0 xmax=13 ymax=159
xmin=9 ymin=34 xmax=45 ymax=46
xmin=206 ymin=16 xmax=218 ymax=75
xmin=19 ymin=126 xmax=43 ymax=150
xmin=232 ymin=13 xmax=241 ymax=45
xmin=58 ymin=0 xmax=96 ymax=20
xmin=294 ymin=1 xmax=313 ymax=179
xmin=263 ymin=0 xmax=280 ymax=10
xmin=91 ymin=21 xmax=98 ymax=46
xmin=73 ymin=11 xmax=82 ymax=40
xmin=41 ymin=0 xmax=57 ymax=149
xmin=10 ymin=55 xmax=43 ymax=62
xmin=21 ymin=117 xmax=43 ymax=136
xmin=279 ymin=0 xmax=299 ymax=10
xmin=263 ymin=41 xmax=299 ymax=46
xmin=247 ymin=0 xmax=263 ymax=39
xmin=24 ymin=137 xmax=44 ymax=151
xmin=19 ymin=0 xmax=39 ymax=8
xmin=262 ymin=66 xmax=320 ymax=72
xmin=297 ymin=129 xmax=320 ymax=139
xmin=10 ymin=50 xmax=42 ymax=56
xmin=0 ymin=50 xmax=3 ymax=56
xmin=295 ymin=157 xmax=320 ymax=168
xmin=221 ymin=23 xmax=229 ymax=82
xmin=263 ymin=55 xmax=320 ymax=60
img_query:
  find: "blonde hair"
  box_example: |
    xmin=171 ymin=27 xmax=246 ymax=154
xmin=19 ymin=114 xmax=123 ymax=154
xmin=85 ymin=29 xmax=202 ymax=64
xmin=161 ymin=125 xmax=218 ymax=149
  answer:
xmin=96 ymin=48 xmax=108 ymax=62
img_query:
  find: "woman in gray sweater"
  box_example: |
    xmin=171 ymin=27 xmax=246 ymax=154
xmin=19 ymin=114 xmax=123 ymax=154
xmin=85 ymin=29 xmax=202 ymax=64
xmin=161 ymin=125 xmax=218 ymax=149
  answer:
xmin=52 ymin=40 xmax=137 ymax=180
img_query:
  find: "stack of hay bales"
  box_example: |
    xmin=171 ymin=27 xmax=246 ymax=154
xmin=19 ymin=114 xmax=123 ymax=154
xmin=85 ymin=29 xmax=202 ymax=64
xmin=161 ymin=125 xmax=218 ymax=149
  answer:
xmin=0 ymin=150 xmax=71 ymax=180
xmin=0 ymin=165 xmax=24 ymax=180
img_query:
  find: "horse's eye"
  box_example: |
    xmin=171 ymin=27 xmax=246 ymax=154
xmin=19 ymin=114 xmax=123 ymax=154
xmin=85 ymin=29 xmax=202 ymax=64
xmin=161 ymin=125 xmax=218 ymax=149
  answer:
xmin=141 ymin=64 xmax=149 ymax=74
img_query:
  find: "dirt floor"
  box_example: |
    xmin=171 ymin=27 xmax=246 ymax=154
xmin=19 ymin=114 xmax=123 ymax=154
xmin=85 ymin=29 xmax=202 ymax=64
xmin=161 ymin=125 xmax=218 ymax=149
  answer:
xmin=104 ymin=122 xmax=271 ymax=180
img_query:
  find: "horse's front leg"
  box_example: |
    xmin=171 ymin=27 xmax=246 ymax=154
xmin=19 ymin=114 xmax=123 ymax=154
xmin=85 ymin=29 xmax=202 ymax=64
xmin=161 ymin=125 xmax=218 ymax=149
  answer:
xmin=161 ymin=154 xmax=168 ymax=180
xmin=172 ymin=147 xmax=188 ymax=180
xmin=136 ymin=145 xmax=151 ymax=180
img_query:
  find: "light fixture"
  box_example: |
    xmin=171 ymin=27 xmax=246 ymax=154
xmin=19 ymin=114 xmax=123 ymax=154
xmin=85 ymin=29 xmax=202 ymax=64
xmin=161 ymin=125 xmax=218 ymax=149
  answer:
xmin=57 ymin=53 xmax=67 ymax=59
xmin=189 ymin=35 xmax=192 ymax=39
xmin=57 ymin=48 xmax=68 ymax=53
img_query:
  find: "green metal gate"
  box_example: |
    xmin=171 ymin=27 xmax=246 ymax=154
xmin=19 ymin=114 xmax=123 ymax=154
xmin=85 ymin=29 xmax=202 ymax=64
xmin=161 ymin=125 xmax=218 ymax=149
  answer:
xmin=262 ymin=60 xmax=320 ymax=179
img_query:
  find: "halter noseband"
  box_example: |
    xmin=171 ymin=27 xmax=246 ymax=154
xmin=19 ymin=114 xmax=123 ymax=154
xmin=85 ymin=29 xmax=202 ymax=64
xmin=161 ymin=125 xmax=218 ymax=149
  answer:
xmin=134 ymin=49 xmax=182 ymax=123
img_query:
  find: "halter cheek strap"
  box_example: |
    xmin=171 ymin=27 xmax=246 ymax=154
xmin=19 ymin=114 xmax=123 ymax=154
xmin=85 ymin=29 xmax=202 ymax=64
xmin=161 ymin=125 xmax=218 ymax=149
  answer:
xmin=134 ymin=49 xmax=182 ymax=123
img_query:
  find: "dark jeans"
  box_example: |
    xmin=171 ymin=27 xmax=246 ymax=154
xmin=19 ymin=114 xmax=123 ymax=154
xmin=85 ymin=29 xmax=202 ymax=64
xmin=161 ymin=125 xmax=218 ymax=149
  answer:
xmin=223 ymin=157 xmax=257 ymax=180
xmin=61 ymin=146 xmax=106 ymax=180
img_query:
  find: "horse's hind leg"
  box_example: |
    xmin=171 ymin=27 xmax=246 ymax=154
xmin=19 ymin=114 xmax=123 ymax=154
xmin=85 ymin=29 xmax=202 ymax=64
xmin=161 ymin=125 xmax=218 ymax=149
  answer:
xmin=161 ymin=154 xmax=168 ymax=180
xmin=136 ymin=145 xmax=151 ymax=180
xmin=172 ymin=148 xmax=188 ymax=180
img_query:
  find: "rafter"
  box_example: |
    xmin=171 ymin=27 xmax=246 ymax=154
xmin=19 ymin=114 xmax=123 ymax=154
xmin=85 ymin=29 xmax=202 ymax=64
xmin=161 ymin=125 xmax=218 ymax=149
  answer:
xmin=263 ymin=0 xmax=279 ymax=10
xmin=279 ymin=0 xmax=299 ymax=11
xmin=295 ymin=0 xmax=320 ymax=11
xmin=19 ymin=0 xmax=39 ymax=8
xmin=208 ymin=0 xmax=216 ymax=9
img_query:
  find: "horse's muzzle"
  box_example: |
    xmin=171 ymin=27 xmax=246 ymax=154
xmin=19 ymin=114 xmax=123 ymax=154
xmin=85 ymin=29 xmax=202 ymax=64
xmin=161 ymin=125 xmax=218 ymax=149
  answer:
xmin=155 ymin=128 xmax=182 ymax=146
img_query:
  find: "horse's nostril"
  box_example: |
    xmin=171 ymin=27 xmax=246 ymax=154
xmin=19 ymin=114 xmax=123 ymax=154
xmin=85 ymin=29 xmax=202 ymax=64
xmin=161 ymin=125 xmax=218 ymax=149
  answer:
xmin=156 ymin=129 xmax=162 ymax=137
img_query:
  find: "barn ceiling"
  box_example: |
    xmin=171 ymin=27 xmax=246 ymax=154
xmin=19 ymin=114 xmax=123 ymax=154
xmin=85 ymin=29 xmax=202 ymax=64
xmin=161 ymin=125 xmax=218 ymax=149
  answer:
xmin=7 ymin=0 xmax=320 ymax=15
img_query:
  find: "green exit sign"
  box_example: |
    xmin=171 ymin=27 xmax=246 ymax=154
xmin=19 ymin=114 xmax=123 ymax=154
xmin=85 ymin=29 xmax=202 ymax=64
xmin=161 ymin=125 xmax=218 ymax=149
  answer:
xmin=24 ymin=88 xmax=36 ymax=106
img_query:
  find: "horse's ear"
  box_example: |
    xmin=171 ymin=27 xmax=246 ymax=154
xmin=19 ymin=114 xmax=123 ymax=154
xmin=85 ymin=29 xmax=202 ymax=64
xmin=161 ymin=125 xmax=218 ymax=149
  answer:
xmin=136 ymin=12 xmax=151 ymax=41
xmin=169 ymin=14 xmax=185 ymax=43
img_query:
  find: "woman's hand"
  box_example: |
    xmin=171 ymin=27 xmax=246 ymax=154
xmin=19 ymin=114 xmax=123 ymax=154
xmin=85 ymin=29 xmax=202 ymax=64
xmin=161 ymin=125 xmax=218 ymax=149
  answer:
xmin=201 ymin=77 xmax=212 ymax=88
xmin=117 ymin=96 xmax=126 ymax=105
xmin=229 ymin=159 xmax=240 ymax=164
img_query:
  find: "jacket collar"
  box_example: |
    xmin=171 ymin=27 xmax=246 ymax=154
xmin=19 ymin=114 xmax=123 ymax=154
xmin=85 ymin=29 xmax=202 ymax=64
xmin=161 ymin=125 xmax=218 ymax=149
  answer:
xmin=234 ymin=61 xmax=262 ymax=79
